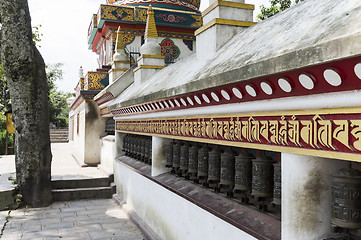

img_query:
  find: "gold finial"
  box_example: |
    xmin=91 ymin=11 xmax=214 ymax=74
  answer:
xmin=144 ymin=4 xmax=158 ymax=39
xmin=115 ymin=26 xmax=125 ymax=50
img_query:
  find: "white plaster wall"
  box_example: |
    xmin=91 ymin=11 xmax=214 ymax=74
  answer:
xmin=72 ymin=102 xmax=86 ymax=165
xmin=100 ymin=136 xmax=115 ymax=174
xmin=282 ymin=153 xmax=348 ymax=240
xmin=114 ymin=160 xmax=257 ymax=240
xmin=84 ymin=101 xmax=107 ymax=165
xmin=127 ymin=36 xmax=195 ymax=63
xmin=203 ymin=6 xmax=253 ymax=23
xmin=114 ymin=90 xmax=361 ymax=121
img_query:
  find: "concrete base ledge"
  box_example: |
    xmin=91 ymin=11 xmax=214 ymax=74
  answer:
xmin=115 ymin=156 xmax=281 ymax=240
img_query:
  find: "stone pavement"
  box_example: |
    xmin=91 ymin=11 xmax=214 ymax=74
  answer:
xmin=1 ymin=199 xmax=145 ymax=240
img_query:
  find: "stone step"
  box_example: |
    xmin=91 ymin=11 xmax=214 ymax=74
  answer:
xmin=50 ymin=133 xmax=68 ymax=136
xmin=52 ymin=178 xmax=110 ymax=189
xmin=52 ymin=186 xmax=112 ymax=201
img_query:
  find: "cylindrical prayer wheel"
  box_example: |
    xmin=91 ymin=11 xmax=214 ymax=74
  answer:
xmin=146 ymin=137 xmax=152 ymax=164
xmin=135 ymin=136 xmax=141 ymax=160
xmin=188 ymin=144 xmax=198 ymax=174
xmin=140 ymin=137 xmax=146 ymax=161
xmin=251 ymin=152 xmax=275 ymax=198
xmin=180 ymin=142 xmax=190 ymax=172
xmin=332 ymin=168 xmax=361 ymax=229
xmin=234 ymin=152 xmax=254 ymax=191
xmin=219 ymin=149 xmax=235 ymax=186
xmin=123 ymin=134 xmax=129 ymax=155
xmin=272 ymin=162 xmax=281 ymax=205
xmin=208 ymin=148 xmax=221 ymax=182
xmin=172 ymin=141 xmax=181 ymax=169
xmin=129 ymin=135 xmax=135 ymax=157
xmin=166 ymin=141 xmax=174 ymax=168
xmin=197 ymin=145 xmax=209 ymax=178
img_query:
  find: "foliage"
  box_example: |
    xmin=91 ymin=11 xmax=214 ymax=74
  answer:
xmin=32 ymin=25 xmax=43 ymax=47
xmin=257 ymin=0 xmax=304 ymax=20
xmin=46 ymin=63 xmax=72 ymax=128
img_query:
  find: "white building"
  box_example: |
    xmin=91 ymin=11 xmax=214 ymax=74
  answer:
xmin=69 ymin=0 xmax=361 ymax=239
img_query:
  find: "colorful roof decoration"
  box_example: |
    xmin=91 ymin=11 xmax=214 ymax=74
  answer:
xmin=111 ymin=0 xmax=200 ymax=12
xmin=144 ymin=5 xmax=158 ymax=39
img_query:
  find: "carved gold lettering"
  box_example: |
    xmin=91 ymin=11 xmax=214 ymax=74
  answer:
xmin=235 ymin=117 xmax=242 ymax=141
xmin=279 ymin=116 xmax=288 ymax=145
xmin=333 ymin=120 xmax=351 ymax=150
xmin=269 ymin=121 xmax=279 ymax=144
xmin=351 ymin=120 xmax=361 ymax=151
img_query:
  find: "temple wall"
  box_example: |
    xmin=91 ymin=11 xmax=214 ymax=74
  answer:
xmin=114 ymin=158 xmax=257 ymax=240
xmin=84 ymin=101 xmax=106 ymax=166
xmin=100 ymin=135 xmax=115 ymax=174
xmin=72 ymin=102 xmax=86 ymax=165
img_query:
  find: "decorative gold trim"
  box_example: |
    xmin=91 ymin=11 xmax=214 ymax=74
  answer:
xmin=137 ymin=5 xmax=201 ymax=15
xmin=115 ymin=107 xmax=361 ymax=162
xmin=117 ymin=130 xmax=361 ymax=162
xmin=109 ymin=68 xmax=129 ymax=73
xmin=145 ymin=5 xmax=158 ymax=39
xmin=138 ymin=54 xmax=165 ymax=60
xmin=195 ymin=18 xmax=256 ymax=35
xmin=202 ymin=1 xmax=255 ymax=17
xmin=133 ymin=65 xmax=165 ymax=72
xmin=117 ymin=107 xmax=361 ymax=121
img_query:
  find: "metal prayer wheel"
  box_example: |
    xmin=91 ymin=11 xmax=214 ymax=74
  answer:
xmin=219 ymin=149 xmax=235 ymax=186
xmin=143 ymin=137 xmax=151 ymax=163
xmin=123 ymin=134 xmax=129 ymax=155
xmin=166 ymin=141 xmax=174 ymax=168
xmin=234 ymin=152 xmax=254 ymax=191
xmin=272 ymin=163 xmax=281 ymax=205
xmin=188 ymin=144 xmax=198 ymax=174
xmin=129 ymin=135 xmax=135 ymax=157
xmin=332 ymin=167 xmax=361 ymax=229
xmin=180 ymin=142 xmax=190 ymax=173
xmin=251 ymin=153 xmax=275 ymax=198
xmin=172 ymin=141 xmax=181 ymax=169
xmin=140 ymin=137 xmax=146 ymax=161
xmin=197 ymin=145 xmax=209 ymax=178
xmin=135 ymin=136 xmax=141 ymax=160
xmin=208 ymin=148 xmax=221 ymax=183
xmin=147 ymin=137 xmax=152 ymax=164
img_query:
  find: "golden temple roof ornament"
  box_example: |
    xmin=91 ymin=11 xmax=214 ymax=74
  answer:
xmin=115 ymin=26 xmax=126 ymax=50
xmin=144 ymin=5 xmax=158 ymax=39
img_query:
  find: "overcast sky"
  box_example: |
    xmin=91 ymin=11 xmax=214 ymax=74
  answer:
xmin=28 ymin=0 xmax=270 ymax=93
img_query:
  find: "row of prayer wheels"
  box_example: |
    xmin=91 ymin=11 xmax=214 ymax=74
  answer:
xmin=123 ymin=134 xmax=152 ymax=164
xmin=166 ymin=140 xmax=281 ymax=207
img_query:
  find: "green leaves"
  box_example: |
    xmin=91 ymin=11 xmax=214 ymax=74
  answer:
xmin=257 ymin=0 xmax=303 ymax=21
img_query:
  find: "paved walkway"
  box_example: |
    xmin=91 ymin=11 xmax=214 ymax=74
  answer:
xmin=0 ymin=143 xmax=146 ymax=240
xmin=1 ymin=199 xmax=145 ymax=240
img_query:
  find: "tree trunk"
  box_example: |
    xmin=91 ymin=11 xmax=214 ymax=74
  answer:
xmin=0 ymin=0 xmax=52 ymax=207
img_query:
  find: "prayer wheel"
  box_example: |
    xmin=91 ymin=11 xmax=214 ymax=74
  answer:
xmin=251 ymin=152 xmax=275 ymax=198
xmin=147 ymin=137 xmax=152 ymax=164
xmin=332 ymin=167 xmax=361 ymax=229
xmin=272 ymin=163 xmax=281 ymax=205
xmin=180 ymin=142 xmax=190 ymax=173
xmin=208 ymin=148 xmax=221 ymax=183
xmin=123 ymin=134 xmax=129 ymax=155
xmin=144 ymin=137 xmax=152 ymax=164
xmin=129 ymin=135 xmax=135 ymax=157
xmin=135 ymin=136 xmax=141 ymax=160
xmin=219 ymin=149 xmax=235 ymax=187
xmin=140 ymin=137 xmax=146 ymax=161
xmin=166 ymin=141 xmax=174 ymax=168
xmin=188 ymin=144 xmax=198 ymax=175
xmin=172 ymin=141 xmax=181 ymax=170
xmin=197 ymin=145 xmax=209 ymax=178
xmin=234 ymin=151 xmax=254 ymax=191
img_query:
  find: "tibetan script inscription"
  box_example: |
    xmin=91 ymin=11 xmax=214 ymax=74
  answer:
xmin=116 ymin=113 xmax=361 ymax=159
